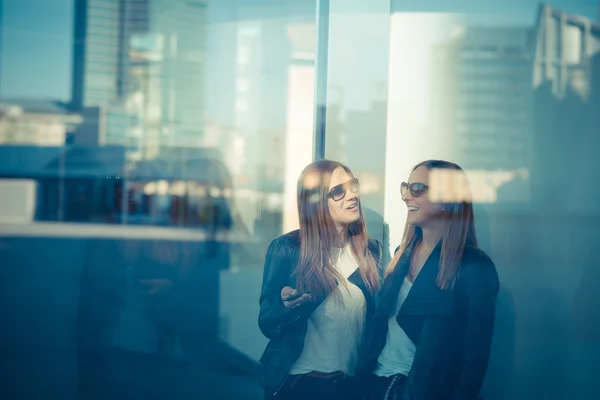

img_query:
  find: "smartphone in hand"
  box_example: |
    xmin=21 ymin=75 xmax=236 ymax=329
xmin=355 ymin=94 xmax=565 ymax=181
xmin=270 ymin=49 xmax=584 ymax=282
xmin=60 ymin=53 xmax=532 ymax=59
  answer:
xmin=282 ymin=290 xmax=311 ymax=302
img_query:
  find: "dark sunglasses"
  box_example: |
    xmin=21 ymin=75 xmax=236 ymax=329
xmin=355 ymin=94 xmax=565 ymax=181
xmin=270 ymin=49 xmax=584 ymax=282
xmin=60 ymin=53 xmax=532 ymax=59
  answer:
xmin=328 ymin=178 xmax=359 ymax=201
xmin=401 ymin=182 xmax=429 ymax=198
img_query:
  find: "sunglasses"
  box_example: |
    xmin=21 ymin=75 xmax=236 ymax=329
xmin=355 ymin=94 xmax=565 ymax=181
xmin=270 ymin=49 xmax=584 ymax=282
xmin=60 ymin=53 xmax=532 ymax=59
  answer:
xmin=328 ymin=178 xmax=360 ymax=201
xmin=401 ymin=182 xmax=429 ymax=198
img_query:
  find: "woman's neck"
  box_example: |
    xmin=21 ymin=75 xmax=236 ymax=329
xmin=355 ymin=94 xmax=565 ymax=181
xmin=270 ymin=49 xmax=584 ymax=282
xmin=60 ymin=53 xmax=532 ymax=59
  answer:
xmin=333 ymin=223 xmax=349 ymax=248
xmin=420 ymin=224 xmax=443 ymax=250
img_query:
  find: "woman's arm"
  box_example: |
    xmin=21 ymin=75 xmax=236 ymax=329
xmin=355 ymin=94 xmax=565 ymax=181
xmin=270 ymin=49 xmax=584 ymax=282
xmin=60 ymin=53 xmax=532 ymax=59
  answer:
xmin=453 ymin=256 xmax=500 ymax=400
xmin=258 ymin=238 xmax=312 ymax=339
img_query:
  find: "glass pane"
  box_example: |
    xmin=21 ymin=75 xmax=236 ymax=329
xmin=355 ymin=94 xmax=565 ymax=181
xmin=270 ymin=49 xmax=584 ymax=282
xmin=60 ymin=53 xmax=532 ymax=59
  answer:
xmin=0 ymin=0 xmax=316 ymax=398
xmin=383 ymin=1 xmax=600 ymax=399
xmin=324 ymin=0 xmax=392 ymax=260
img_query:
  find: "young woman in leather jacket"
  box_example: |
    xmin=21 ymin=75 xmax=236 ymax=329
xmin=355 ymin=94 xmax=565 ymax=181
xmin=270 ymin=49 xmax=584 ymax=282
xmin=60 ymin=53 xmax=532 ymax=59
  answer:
xmin=258 ymin=160 xmax=383 ymax=399
xmin=363 ymin=160 xmax=499 ymax=400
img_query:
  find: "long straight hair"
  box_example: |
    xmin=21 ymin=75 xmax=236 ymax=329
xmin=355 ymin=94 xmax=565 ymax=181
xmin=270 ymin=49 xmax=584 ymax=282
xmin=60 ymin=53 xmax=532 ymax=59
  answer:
xmin=295 ymin=160 xmax=380 ymax=297
xmin=385 ymin=160 xmax=478 ymax=290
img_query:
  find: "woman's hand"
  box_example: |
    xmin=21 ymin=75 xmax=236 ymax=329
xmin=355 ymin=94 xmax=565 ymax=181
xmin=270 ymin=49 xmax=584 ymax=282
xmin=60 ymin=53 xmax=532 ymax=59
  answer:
xmin=281 ymin=286 xmax=312 ymax=308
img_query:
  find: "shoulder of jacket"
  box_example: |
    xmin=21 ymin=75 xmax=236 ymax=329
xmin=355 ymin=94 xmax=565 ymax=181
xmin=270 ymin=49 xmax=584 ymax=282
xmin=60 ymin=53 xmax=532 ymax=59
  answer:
xmin=270 ymin=229 xmax=300 ymax=250
xmin=462 ymin=246 xmax=494 ymax=267
xmin=459 ymin=246 xmax=498 ymax=283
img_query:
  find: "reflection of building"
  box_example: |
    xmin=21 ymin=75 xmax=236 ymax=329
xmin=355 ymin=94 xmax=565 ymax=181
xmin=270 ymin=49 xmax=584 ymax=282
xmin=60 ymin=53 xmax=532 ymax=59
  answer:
xmin=0 ymin=145 xmax=234 ymax=228
xmin=532 ymin=5 xmax=600 ymax=211
xmin=345 ymin=100 xmax=387 ymax=197
xmin=534 ymin=5 xmax=600 ymax=98
xmin=455 ymin=27 xmax=534 ymax=173
xmin=235 ymin=20 xmax=292 ymax=184
xmin=71 ymin=0 xmax=207 ymax=149
xmin=430 ymin=34 xmax=462 ymax=162
xmin=427 ymin=26 xmax=534 ymax=205
xmin=0 ymin=99 xmax=82 ymax=145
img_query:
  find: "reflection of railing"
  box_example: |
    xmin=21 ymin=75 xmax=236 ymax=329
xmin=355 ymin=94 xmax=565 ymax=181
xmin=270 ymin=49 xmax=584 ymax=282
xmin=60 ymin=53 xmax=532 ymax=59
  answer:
xmin=0 ymin=221 xmax=254 ymax=243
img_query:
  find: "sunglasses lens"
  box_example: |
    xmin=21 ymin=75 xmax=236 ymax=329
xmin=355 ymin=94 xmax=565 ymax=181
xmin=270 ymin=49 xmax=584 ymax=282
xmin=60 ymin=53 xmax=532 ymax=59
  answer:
xmin=331 ymin=186 xmax=345 ymax=201
xmin=329 ymin=178 xmax=360 ymax=201
xmin=411 ymin=183 xmax=425 ymax=197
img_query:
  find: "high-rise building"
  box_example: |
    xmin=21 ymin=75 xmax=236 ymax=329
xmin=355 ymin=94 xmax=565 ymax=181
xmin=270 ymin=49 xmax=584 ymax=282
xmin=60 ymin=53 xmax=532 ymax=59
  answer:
xmin=454 ymin=26 xmax=535 ymax=172
xmin=71 ymin=0 xmax=207 ymax=149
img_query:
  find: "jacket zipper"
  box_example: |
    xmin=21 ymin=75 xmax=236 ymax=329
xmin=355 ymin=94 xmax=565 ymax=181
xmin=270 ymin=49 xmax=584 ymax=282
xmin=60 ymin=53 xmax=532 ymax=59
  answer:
xmin=383 ymin=375 xmax=399 ymax=400
xmin=272 ymin=373 xmax=289 ymax=397
xmin=273 ymin=365 xmax=301 ymax=397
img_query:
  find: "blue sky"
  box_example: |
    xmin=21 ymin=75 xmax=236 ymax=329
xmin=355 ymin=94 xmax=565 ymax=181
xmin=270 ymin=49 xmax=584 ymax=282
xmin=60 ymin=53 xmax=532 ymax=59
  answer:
xmin=0 ymin=0 xmax=598 ymax=101
xmin=1 ymin=0 xmax=74 ymax=100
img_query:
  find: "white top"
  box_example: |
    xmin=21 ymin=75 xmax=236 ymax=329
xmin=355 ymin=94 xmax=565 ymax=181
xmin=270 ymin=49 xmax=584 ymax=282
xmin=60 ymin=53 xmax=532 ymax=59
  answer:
xmin=289 ymin=245 xmax=366 ymax=376
xmin=374 ymin=277 xmax=416 ymax=377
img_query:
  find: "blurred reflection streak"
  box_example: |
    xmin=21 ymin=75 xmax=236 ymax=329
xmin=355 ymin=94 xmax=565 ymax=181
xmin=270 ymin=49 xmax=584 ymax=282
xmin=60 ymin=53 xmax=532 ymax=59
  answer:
xmin=428 ymin=168 xmax=530 ymax=204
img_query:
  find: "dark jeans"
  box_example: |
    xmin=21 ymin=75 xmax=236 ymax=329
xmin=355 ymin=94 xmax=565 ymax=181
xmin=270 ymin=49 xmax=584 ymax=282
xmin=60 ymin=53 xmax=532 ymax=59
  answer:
xmin=363 ymin=374 xmax=407 ymax=400
xmin=266 ymin=373 xmax=363 ymax=400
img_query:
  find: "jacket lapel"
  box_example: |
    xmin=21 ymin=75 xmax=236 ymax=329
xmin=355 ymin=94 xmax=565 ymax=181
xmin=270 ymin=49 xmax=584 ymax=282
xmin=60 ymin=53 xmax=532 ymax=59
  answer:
xmin=374 ymin=238 xmax=417 ymax=320
xmin=398 ymin=242 xmax=455 ymax=317
xmin=348 ymin=240 xmax=382 ymax=313
xmin=396 ymin=241 xmax=456 ymax=345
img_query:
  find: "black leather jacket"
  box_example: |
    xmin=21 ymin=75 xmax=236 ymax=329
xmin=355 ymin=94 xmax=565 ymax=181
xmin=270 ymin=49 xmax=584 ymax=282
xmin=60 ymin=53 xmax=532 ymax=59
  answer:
xmin=363 ymin=239 xmax=499 ymax=400
xmin=257 ymin=230 xmax=383 ymax=396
